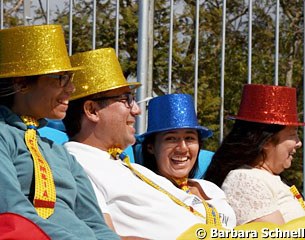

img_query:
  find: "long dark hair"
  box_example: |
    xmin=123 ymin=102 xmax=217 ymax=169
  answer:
xmin=204 ymin=120 xmax=285 ymax=187
xmin=0 ymin=76 xmax=38 ymax=108
xmin=141 ymin=132 xmax=202 ymax=178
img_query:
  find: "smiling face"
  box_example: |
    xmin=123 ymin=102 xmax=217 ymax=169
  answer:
xmin=261 ymin=126 xmax=302 ymax=174
xmin=147 ymin=129 xmax=200 ymax=179
xmin=92 ymin=86 xmax=141 ymax=150
xmin=12 ymin=72 xmax=75 ymax=119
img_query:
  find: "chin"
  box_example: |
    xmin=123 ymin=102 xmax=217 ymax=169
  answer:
xmin=46 ymin=114 xmax=65 ymax=120
xmin=127 ymin=137 xmax=136 ymax=146
xmin=284 ymin=164 xmax=292 ymax=170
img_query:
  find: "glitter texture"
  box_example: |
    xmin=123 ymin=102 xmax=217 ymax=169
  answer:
xmin=0 ymin=24 xmax=80 ymax=78
xmin=69 ymin=48 xmax=141 ymax=100
xmin=139 ymin=94 xmax=213 ymax=141
xmin=229 ymin=84 xmax=305 ymax=126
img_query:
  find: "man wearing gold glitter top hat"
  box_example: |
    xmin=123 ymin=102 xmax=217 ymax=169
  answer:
xmin=63 ymin=48 xmax=223 ymax=240
xmin=205 ymin=84 xmax=305 ymax=225
xmin=0 ymin=25 xmax=119 ymax=239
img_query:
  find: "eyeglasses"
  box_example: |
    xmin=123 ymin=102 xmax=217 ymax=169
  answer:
xmin=93 ymin=93 xmax=136 ymax=109
xmin=46 ymin=73 xmax=74 ymax=87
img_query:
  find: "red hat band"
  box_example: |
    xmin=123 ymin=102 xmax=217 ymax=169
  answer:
xmin=230 ymin=84 xmax=305 ymax=126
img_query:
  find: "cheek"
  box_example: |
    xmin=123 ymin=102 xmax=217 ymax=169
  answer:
xmin=39 ymin=91 xmax=57 ymax=105
xmin=155 ymin=146 xmax=167 ymax=161
xmin=190 ymin=145 xmax=199 ymax=158
xmin=155 ymin=145 xmax=170 ymax=165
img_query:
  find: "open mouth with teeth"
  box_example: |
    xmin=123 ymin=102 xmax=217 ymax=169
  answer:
xmin=171 ymin=156 xmax=189 ymax=163
xmin=58 ymin=99 xmax=69 ymax=105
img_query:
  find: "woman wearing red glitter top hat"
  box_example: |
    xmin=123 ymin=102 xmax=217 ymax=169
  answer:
xmin=205 ymin=84 xmax=305 ymax=225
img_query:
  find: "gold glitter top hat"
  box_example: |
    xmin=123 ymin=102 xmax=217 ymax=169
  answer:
xmin=69 ymin=48 xmax=141 ymax=100
xmin=0 ymin=24 xmax=80 ymax=78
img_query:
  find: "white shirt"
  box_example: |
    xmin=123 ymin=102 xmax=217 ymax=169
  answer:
xmin=65 ymin=142 xmax=236 ymax=239
xmin=190 ymin=179 xmax=236 ymax=228
xmin=222 ymin=165 xmax=305 ymax=225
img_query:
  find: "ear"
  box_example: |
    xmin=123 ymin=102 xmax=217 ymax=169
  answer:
xmin=262 ymin=138 xmax=273 ymax=151
xmin=13 ymin=77 xmax=29 ymax=93
xmin=83 ymin=100 xmax=101 ymax=123
xmin=146 ymin=143 xmax=155 ymax=154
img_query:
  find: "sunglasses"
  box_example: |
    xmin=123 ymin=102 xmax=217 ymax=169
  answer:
xmin=46 ymin=73 xmax=74 ymax=87
xmin=93 ymin=93 xmax=136 ymax=109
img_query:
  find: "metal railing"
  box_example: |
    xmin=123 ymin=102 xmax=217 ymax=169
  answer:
xmin=0 ymin=0 xmax=304 ymax=193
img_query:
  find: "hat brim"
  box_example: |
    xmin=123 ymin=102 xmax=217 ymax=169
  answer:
xmin=70 ymin=81 xmax=141 ymax=101
xmin=228 ymin=115 xmax=305 ymax=126
xmin=137 ymin=126 xmax=213 ymax=143
xmin=0 ymin=66 xmax=83 ymax=79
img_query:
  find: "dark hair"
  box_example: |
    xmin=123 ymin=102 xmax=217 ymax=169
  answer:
xmin=63 ymin=93 xmax=110 ymax=139
xmin=141 ymin=131 xmax=202 ymax=179
xmin=0 ymin=76 xmax=38 ymax=108
xmin=204 ymin=120 xmax=285 ymax=187
xmin=63 ymin=97 xmax=86 ymax=139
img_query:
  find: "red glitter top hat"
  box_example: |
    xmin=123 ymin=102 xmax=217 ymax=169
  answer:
xmin=229 ymin=84 xmax=305 ymax=126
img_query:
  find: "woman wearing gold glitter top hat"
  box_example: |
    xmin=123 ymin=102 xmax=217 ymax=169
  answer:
xmin=205 ymin=84 xmax=305 ymax=225
xmin=0 ymin=25 xmax=119 ymax=239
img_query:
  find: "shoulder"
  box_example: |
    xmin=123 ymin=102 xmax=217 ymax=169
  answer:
xmin=223 ymin=167 xmax=257 ymax=185
xmin=225 ymin=167 xmax=278 ymax=184
xmin=222 ymin=167 xmax=275 ymax=198
xmin=192 ymin=179 xmax=226 ymax=198
xmin=132 ymin=163 xmax=178 ymax=185
xmin=0 ymin=121 xmax=25 ymax=154
xmin=64 ymin=141 xmax=109 ymax=160
xmin=132 ymin=163 xmax=160 ymax=176
xmin=225 ymin=166 xmax=261 ymax=180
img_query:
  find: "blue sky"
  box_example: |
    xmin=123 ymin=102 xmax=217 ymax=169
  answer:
xmin=29 ymin=0 xmax=65 ymax=22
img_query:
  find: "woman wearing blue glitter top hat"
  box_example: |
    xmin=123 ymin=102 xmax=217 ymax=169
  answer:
xmin=138 ymin=93 xmax=236 ymax=229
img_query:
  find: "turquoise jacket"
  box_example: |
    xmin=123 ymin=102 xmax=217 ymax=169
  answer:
xmin=0 ymin=106 xmax=119 ymax=240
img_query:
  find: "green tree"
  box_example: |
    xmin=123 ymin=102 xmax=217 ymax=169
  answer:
xmin=2 ymin=0 xmax=304 ymax=189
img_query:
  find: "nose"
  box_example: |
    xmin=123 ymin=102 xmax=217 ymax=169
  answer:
xmin=175 ymin=139 xmax=188 ymax=152
xmin=131 ymin=101 xmax=141 ymax=116
xmin=296 ymin=137 xmax=302 ymax=149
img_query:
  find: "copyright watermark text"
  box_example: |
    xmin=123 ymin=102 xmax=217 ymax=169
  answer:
xmin=195 ymin=227 xmax=305 ymax=239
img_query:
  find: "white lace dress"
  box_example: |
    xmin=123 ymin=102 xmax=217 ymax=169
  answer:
xmin=221 ymin=165 xmax=305 ymax=225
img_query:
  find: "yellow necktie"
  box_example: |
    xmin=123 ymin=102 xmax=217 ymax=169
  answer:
xmin=21 ymin=116 xmax=56 ymax=219
xmin=174 ymin=177 xmax=191 ymax=193
xmin=173 ymin=177 xmax=222 ymax=226
xmin=290 ymin=185 xmax=305 ymax=211
xmin=108 ymin=148 xmax=221 ymax=226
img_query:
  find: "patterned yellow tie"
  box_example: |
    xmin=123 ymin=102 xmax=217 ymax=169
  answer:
xmin=174 ymin=177 xmax=191 ymax=193
xmin=290 ymin=185 xmax=305 ymax=211
xmin=173 ymin=177 xmax=222 ymax=226
xmin=21 ymin=116 xmax=56 ymax=219
xmin=108 ymin=148 xmax=221 ymax=226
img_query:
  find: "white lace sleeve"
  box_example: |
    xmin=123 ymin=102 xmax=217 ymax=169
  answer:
xmin=221 ymin=170 xmax=277 ymax=225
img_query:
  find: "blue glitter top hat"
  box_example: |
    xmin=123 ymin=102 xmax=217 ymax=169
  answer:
xmin=139 ymin=94 xmax=213 ymax=142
